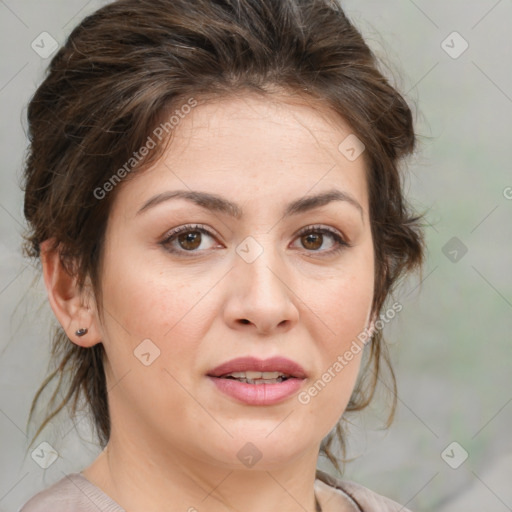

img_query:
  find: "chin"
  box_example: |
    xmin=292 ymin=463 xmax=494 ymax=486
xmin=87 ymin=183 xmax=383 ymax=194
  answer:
xmin=199 ymin=429 xmax=315 ymax=471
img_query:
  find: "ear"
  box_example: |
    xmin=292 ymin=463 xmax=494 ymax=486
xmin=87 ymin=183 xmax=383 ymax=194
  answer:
xmin=40 ymin=239 xmax=102 ymax=347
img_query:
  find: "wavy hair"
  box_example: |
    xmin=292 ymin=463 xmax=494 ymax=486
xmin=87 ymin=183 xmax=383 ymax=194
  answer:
xmin=22 ymin=0 xmax=424 ymax=474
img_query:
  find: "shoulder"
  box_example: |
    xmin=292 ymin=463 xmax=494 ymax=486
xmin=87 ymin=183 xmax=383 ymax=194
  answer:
xmin=17 ymin=473 xmax=124 ymax=512
xmin=315 ymin=469 xmax=413 ymax=512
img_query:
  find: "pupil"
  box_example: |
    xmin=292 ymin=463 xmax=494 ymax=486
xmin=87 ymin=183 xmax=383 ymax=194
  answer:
xmin=303 ymin=233 xmax=322 ymax=250
xmin=179 ymin=231 xmax=201 ymax=250
xmin=177 ymin=231 xmax=323 ymax=251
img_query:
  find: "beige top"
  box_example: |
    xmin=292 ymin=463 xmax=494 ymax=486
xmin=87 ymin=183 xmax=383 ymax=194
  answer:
xmin=18 ymin=469 xmax=412 ymax=511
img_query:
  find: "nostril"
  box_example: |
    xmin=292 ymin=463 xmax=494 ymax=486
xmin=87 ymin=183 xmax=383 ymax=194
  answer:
xmin=240 ymin=319 xmax=250 ymax=324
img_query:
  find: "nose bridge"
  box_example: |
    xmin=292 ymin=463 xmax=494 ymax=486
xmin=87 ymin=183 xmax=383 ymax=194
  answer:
xmin=237 ymin=234 xmax=286 ymax=299
xmin=226 ymin=234 xmax=299 ymax=333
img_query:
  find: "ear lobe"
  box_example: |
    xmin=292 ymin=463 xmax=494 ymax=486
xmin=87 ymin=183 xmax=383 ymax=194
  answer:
xmin=40 ymin=239 xmax=102 ymax=347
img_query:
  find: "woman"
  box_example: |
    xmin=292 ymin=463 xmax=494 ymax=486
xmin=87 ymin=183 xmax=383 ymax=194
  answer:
xmin=19 ymin=0 xmax=424 ymax=510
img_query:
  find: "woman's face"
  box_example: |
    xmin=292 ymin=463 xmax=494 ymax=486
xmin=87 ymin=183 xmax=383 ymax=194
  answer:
xmin=93 ymin=92 xmax=375 ymax=470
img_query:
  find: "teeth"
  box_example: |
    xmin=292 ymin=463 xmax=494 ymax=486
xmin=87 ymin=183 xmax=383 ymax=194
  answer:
xmin=220 ymin=371 xmax=291 ymax=384
xmin=224 ymin=371 xmax=289 ymax=379
xmin=237 ymin=378 xmax=283 ymax=384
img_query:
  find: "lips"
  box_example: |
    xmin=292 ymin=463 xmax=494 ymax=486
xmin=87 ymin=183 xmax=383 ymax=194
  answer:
xmin=207 ymin=356 xmax=307 ymax=379
xmin=207 ymin=356 xmax=307 ymax=405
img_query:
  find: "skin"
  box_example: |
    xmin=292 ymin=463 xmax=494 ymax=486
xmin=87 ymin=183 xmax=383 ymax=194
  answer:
xmin=42 ymin=91 xmax=376 ymax=512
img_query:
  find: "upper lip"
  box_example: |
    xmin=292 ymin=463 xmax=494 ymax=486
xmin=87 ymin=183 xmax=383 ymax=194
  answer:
xmin=208 ymin=356 xmax=307 ymax=379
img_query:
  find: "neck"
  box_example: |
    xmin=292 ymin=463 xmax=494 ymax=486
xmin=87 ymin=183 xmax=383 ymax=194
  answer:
xmin=83 ymin=427 xmax=323 ymax=512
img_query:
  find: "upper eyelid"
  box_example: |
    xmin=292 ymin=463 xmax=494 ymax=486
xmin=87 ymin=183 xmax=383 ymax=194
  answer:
xmin=161 ymin=223 xmax=348 ymax=247
xmin=162 ymin=223 xmax=344 ymax=237
xmin=162 ymin=223 xmax=218 ymax=239
xmin=295 ymin=224 xmax=344 ymax=236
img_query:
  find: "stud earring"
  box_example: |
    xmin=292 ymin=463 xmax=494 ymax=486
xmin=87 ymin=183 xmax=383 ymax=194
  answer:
xmin=75 ymin=328 xmax=88 ymax=337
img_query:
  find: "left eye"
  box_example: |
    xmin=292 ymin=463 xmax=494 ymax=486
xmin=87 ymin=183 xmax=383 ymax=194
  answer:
xmin=291 ymin=226 xmax=349 ymax=255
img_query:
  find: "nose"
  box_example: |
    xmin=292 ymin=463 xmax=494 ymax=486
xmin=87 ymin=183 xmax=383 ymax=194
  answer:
xmin=222 ymin=240 xmax=300 ymax=335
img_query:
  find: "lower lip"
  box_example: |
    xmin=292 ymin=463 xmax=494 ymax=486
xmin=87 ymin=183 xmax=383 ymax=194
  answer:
xmin=208 ymin=376 xmax=304 ymax=405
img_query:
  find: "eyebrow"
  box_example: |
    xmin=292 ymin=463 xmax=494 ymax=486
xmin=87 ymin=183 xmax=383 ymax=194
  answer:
xmin=136 ymin=188 xmax=364 ymax=221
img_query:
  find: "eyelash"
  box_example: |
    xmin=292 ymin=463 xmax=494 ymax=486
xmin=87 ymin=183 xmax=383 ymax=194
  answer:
xmin=160 ymin=223 xmax=351 ymax=257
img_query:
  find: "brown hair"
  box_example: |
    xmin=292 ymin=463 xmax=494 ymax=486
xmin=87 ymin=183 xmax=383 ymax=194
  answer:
xmin=22 ymin=0 xmax=424 ymax=474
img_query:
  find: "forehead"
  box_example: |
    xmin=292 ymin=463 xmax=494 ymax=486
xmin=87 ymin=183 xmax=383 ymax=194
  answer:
xmin=170 ymin=92 xmax=363 ymax=166
xmin=113 ymin=92 xmax=370 ymax=217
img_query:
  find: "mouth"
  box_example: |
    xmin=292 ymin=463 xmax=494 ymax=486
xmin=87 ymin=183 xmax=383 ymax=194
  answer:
xmin=215 ymin=370 xmax=292 ymax=384
xmin=207 ymin=356 xmax=307 ymax=405
xmin=207 ymin=356 xmax=307 ymax=380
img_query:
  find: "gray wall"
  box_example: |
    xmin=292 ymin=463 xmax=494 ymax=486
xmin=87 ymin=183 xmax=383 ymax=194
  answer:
xmin=1 ymin=1 xmax=511 ymax=511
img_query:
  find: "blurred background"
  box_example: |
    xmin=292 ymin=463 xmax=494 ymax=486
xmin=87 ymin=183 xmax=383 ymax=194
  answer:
xmin=1 ymin=1 xmax=511 ymax=511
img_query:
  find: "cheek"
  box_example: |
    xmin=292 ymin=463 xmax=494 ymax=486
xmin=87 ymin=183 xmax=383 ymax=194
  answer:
xmin=326 ymin=275 xmax=373 ymax=341
xmin=304 ymin=253 xmax=374 ymax=345
xmin=97 ymin=254 xmax=215 ymax=434
xmin=298 ymin=258 xmax=373 ymax=432
xmin=99 ymin=247 xmax=223 ymax=379
xmin=313 ymin=274 xmax=371 ymax=376
xmin=101 ymin=247 xmax=199 ymax=336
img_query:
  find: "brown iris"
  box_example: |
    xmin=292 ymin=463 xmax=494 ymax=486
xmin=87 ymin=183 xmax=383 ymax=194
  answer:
xmin=177 ymin=230 xmax=325 ymax=252
xmin=301 ymin=233 xmax=323 ymax=250
xmin=178 ymin=231 xmax=202 ymax=250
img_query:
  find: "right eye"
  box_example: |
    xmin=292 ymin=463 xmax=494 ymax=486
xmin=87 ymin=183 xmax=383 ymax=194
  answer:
xmin=160 ymin=224 xmax=223 ymax=255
